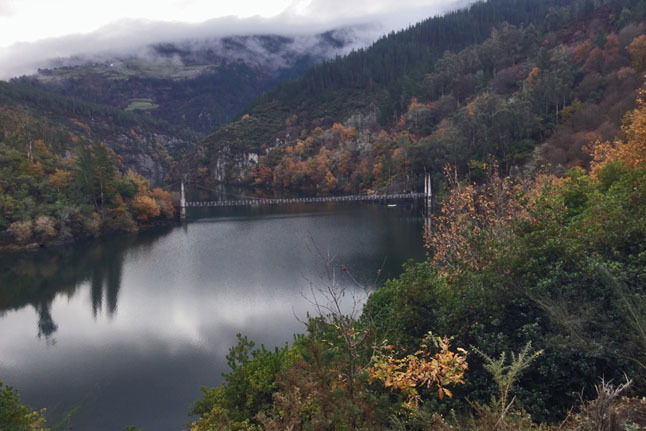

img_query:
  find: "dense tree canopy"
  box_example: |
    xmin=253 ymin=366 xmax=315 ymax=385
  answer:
xmin=188 ymin=91 xmax=646 ymax=431
xmin=4 ymin=1 xmax=646 ymax=429
xmin=193 ymin=0 xmax=646 ymax=195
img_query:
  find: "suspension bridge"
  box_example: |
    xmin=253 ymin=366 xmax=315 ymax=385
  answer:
xmin=179 ymin=173 xmax=432 ymax=220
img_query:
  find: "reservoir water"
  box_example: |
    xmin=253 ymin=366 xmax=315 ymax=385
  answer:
xmin=0 ymin=203 xmax=425 ymax=430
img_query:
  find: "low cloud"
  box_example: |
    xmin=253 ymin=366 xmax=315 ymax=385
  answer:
xmin=0 ymin=0 xmax=473 ymax=79
xmin=0 ymin=0 xmax=13 ymax=16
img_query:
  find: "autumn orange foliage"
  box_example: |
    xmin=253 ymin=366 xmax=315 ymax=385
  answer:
xmin=48 ymin=168 xmax=72 ymax=190
xmin=425 ymin=165 xmax=528 ymax=276
xmin=33 ymin=139 xmax=49 ymax=154
xmin=28 ymin=161 xmax=44 ymax=177
xmin=369 ymin=333 xmax=468 ymax=407
xmin=132 ymin=194 xmax=161 ymax=222
xmin=590 ymin=91 xmax=646 ymax=178
xmin=152 ymin=187 xmax=175 ymax=218
xmin=428 ymin=89 xmax=646 ymax=279
xmin=331 ymin=122 xmax=358 ymax=144
xmin=627 ymin=34 xmax=646 ymax=72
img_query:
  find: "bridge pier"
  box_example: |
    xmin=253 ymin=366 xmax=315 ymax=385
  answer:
xmin=424 ymin=172 xmax=432 ymax=234
xmin=424 ymin=172 xmax=432 ymax=215
xmin=180 ymin=181 xmax=187 ymax=222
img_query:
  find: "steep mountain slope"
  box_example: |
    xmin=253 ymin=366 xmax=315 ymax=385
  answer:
xmin=19 ymin=29 xmax=367 ymax=135
xmin=0 ymin=24 xmax=380 ymax=247
xmin=186 ymin=0 xmax=646 ymax=194
xmin=0 ymin=81 xmax=195 ymax=183
xmin=0 ymin=86 xmax=181 ymax=246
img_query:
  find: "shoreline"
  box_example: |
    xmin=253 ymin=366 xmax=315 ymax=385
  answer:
xmin=0 ymin=218 xmax=179 ymax=254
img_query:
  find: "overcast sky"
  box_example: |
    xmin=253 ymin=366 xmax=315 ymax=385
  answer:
xmin=0 ymin=0 xmax=471 ymax=79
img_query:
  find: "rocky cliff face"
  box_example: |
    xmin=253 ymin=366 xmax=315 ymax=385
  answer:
xmin=100 ymin=128 xmax=192 ymax=186
xmin=0 ymin=81 xmax=196 ymax=186
xmin=209 ymin=146 xmax=258 ymax=184
xmin=53 ymin=114 xmax=194 ymax=186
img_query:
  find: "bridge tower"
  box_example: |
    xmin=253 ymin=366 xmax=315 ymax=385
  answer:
xmin=424 ymin=171 xmax=432 ymax=213
xmin=180 ymin=181 xmax=187 ymax=222
xmin=424 ymin=171 xmax=432 ymax=234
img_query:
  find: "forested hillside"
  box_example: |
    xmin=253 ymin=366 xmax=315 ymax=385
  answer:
xmin=181 ymin=4 xmax=646 ymax=425
xmin=0 ymin=24 xmax=379 ymax=250
xmin=184 ymin=90 xmax=646 ymax=431
xmin=0 ymin=81 xmax=196 ymax=175
xmin=0 ymin=82 xmax=183 ymax=248
xmin=4 ymin=0 xmax=646 ymax=429
xmin=0 ymin=28 xmax=365 ymax=249
xmin=20 ymin=31 xmax=364 ymax=134
xmin=3 ymin=0 xmax=646 ymax=242
xmin=190 ymin=0 xmax=646 ymax=196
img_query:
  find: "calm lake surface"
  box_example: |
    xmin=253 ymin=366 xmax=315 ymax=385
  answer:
xmin=0 ymin=203 xmax=425 ymax=430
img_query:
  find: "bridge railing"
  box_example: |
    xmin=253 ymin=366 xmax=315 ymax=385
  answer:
xmin=186 ymin=192 xmax=427 ymax=208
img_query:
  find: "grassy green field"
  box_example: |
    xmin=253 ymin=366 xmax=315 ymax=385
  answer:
xmin=125 ymin=98 xmax=159 ymax=111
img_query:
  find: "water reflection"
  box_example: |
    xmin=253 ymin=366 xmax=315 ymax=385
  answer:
xmin=36 ymin=302 xmax=57 ymax=341
xmin=0 ymin=205 xmax=424 ymax=431
xmin=0 ymin=228 xmax=172 ymax=340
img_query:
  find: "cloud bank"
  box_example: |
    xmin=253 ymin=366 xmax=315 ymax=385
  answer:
xmin=0 ymin=0 xmax=473 ymax=79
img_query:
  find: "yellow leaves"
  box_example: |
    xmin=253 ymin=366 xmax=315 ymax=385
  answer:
xmin=331 ymin=122 xmax=345 ymax=135
xmin=466 ymin=101 xmax=476 ymax=115
xmin=125 ymin=169 xmax=151 ymax=194
xmin=573 ymin=41 xmax=591 ymax=65
xmin=294 ymin=140 xmax=305 ymax=155
xmin=33 ymin=139 xmax=49 ymax=155
xmin=426 ymin=165 xmax=539 ymax=277
xmin=372 ymin=162 xmax=384 ymax=179
xmin=284 ymin=113 xmax=297 ymax=126
xmin=70 ymin=118 xmax=91 ymax=135
xmin=589 ymin=92 xmax=646 ymax=178
xmin=28 ymin=161 xmax=44 ymax=177
xmin=527 ymin=66 xmax=540 ymax=83
xmin=69 ymin=132 xmax=79 ymax=144
xmin=627 ymin=34 xmax=646 ymax=72
xmin=48 ymin=168 xmax=72 ymax=190
xmin=369 ymin=333 xmax=468 ymax=408
xmin=132 ymin=193 xmax=161 ymax=222
xmin=152 ymin=187 xmax=175 ymax=218
xmin=7 ymin=220 xmax=34 ymax=244
xmin=253 ymin=164 xmax=273 ymax=185
xmin=112 ymin=193 xmax=127 ymax=208
xmin=34 ymin=215 xmax=56 ymax=242
xmin=407 ymin=97 xmax=422 ymax=112
xmin=331 ymin=122 xmax=357 ymax=144
xmin=437 ymin=387 xmax=453 ymax=400
xmin=617 ymin=66 xmax=637 ymax=81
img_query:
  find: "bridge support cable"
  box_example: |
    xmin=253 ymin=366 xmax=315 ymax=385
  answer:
xmin=184 ymin=192 xmax=426 ymax=208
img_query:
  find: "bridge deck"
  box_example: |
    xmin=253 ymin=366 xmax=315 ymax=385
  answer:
xmin=187 ymin=192 xmax=426 ymax=208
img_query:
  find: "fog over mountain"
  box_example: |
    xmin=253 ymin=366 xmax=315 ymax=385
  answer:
xmin=0 ymin=0 xmax=472 ymax=79
xmin=32 ymin=24 xmax=378 ymax=78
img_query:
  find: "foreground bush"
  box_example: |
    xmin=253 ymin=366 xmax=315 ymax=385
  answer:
xmin=190 ymin=95 xmax=646 ymax=429
xmin=0 ymin=381 xmax=48 ymax=431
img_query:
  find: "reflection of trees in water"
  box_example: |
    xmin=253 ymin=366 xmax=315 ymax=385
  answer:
xmin=90 ymin=245 xmax=124 ymax=318
xmin=0 ymin=227 xmax=172 ymax=338
xmin=37 ymin=300 xmax=58 ymax=342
